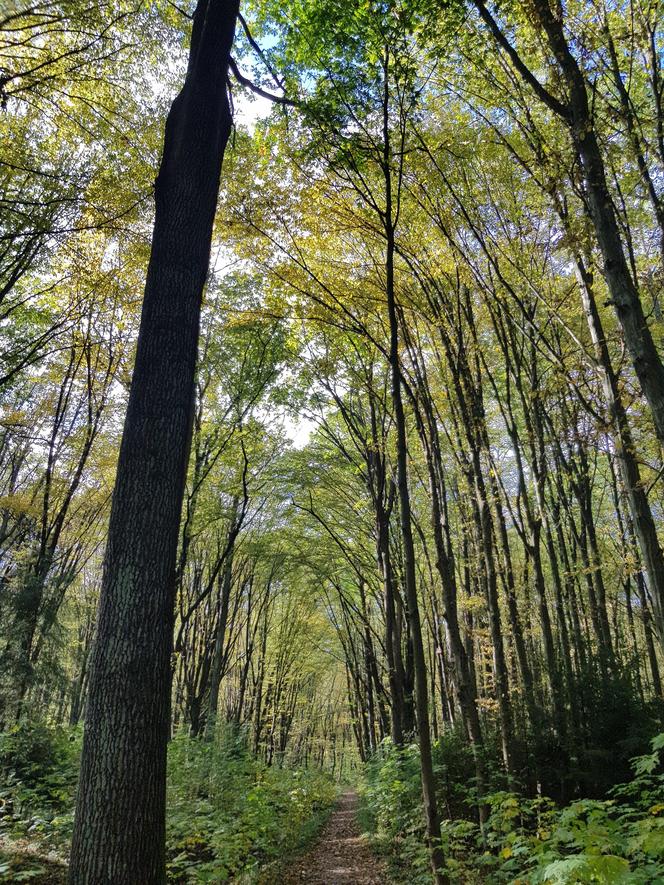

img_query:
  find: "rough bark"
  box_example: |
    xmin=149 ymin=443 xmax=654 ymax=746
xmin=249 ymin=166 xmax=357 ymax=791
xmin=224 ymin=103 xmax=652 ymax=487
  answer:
xmin=68 ymin=2 xmax=238 ymax=882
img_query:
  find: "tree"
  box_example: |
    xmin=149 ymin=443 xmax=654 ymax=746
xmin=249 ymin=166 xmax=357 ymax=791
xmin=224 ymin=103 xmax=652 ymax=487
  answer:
xmin=68 ymin=1 xmax=240 ymax=881
xmin=471 ymin=0 xmax=664 ymax=456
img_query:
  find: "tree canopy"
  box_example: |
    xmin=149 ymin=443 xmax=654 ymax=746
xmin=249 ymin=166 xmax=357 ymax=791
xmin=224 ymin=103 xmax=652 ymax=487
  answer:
xmin=2 ymin=0 xmax=664 ymax=883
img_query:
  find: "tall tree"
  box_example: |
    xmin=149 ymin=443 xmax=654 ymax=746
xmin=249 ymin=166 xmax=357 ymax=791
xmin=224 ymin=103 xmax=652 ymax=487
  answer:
xmin=68 ymin=1 xmax=240 ymax=881
xmin=471 ymin=0 xmax=664 ymax=451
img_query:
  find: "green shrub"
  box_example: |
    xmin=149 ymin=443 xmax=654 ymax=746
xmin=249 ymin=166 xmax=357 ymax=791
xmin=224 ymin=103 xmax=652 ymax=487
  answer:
xmin=561 ymin=674 xmax=664 ymax=798
xmin=166 ymin=729 xmax=336 ymax=883
xmin=359 ymin=740 xmax=432 ymax=883
xmin=0 ymin=721 xmax=336 ymax=882
xmin=0 ymin=720 xmax=80 ymax=852
xmin=0 ymin=720 xmax=80 ymax=796
xmin=360 ymin=733 xmax=664 ymax=884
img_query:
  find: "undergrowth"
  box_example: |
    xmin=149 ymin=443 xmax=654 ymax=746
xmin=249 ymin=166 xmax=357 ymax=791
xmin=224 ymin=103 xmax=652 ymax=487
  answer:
xmin=0 ymin=720 xmax=336 ymax=883
xmin=359 ymin=733 xmax=664 ymax=884
xmin=165 ymin=730 xmax=335 ymax=883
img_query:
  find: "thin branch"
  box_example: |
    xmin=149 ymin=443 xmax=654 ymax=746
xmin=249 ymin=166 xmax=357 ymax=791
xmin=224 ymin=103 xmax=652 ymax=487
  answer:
xmin=229 ymin=56 xmax=296 ymax=106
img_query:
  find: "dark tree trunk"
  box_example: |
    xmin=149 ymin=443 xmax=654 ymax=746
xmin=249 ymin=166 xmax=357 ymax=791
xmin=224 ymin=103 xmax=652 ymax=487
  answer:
xmin=68 ymin=2 xmax=239 ymax=882
xmin=383 ymin=82 xmax=447 ymax=874
xmin=529 ymin=0 xmax=664 ymax=446
xmin=574 ymin=257 xmax=664 ymax=646
xmin=205 ymin=524 xmax=238 ymax=736
xmin=401 ymin=336 xmax=489 ymax=820
xmin=375 ymin=492 xmax=406 ymax=744
xmin=475 ymin=0 xmax=664 ymax=444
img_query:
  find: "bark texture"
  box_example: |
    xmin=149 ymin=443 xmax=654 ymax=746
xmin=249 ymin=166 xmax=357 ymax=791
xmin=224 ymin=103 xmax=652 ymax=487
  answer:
xmin=68 ymin=2 xmax=239 ymax=882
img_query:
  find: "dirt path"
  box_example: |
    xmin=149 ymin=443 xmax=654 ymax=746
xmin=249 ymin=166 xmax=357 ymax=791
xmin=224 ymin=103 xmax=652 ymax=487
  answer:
xmin=280 ymin=791 xmax=390 ymax=884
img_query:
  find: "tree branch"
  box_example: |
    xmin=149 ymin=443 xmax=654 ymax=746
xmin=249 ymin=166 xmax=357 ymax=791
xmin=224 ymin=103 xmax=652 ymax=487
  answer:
xmin=472 ymin=0 xmax=569 ymax=119
xmin=229 ymin=56 xmax=297 ymax=106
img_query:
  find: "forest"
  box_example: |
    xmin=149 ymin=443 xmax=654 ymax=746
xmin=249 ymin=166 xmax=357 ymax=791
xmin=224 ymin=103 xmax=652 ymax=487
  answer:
xmin=2 ymin=0 xmax=664 ymax=882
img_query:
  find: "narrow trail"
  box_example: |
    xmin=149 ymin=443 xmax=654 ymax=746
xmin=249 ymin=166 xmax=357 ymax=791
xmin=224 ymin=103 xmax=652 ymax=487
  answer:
xmin=280 ymin=791 xmax=390 ymax=884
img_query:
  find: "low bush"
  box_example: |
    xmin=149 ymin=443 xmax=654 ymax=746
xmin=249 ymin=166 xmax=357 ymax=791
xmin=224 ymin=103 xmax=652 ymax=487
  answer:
xmin=359 ymin=733 xmax=664 ymax=884
xmin=0 ymin=720 xmax=80 ymax=859
xmin=0 ymin=721 xmax=336 ymax=883
xmin=166 ymin=728 xmax=336 ymax=883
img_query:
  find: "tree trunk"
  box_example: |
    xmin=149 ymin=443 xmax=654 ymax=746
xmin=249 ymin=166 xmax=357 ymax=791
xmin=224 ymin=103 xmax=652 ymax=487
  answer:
xmin=68 ymin=2 xmax=238 ymax=882
xmin=384 ymin=130 xmax=447 ymax=878
xmin=205 ymin=520 xmax=238 ymax=736
xmin=529 ymin=0 xmax=664 ymax=446
xmin=404 ymin=349 xmax=488 ymax=821
xmin=574 ymin=257 xmax=664 ymax=645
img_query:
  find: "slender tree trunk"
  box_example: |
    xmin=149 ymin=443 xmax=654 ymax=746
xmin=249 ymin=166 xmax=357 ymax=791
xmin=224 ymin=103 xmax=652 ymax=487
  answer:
xmin=376 ymin=504 xmax=406 ymax=744
xmin=528 ymin=0 xmax=664 ymax=446
xmin=405 ymin=355 xmax=488 ymax=821
xmin=253 ymin=602 xmax=269 ymax=755
xmin=574 ymin=257 xmax=664 ymax=645
xmin=384 ymin=166 xmax=447 ymax=880
xmin=206 ymin=518 xmax=239 ymax=736
xmin=475 ymin=0 xmax=664 ymax=444
xmin=359 ymin=579 xmax=378 ymax=751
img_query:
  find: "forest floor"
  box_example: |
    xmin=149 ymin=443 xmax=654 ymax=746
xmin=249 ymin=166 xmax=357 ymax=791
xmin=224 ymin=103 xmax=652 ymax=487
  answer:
xmin=0 ymin=835 xmax=67 ymax=883
xmin=0 ymin=792 xmax=390 ymax=885
xmin=278 ymin=791 xmax=391 ymax=885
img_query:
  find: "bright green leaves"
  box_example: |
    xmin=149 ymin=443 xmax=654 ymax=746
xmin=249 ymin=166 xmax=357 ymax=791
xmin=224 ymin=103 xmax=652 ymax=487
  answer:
xmin=360 ymin=733 xmax=664 ymax=883
xmin=248 ymin=0 xmax=433 ymax=153
xmin=538 ymin=854 xmax=630 ymax=885
xmin=166 ymin=732 xmax=335 ymax=883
